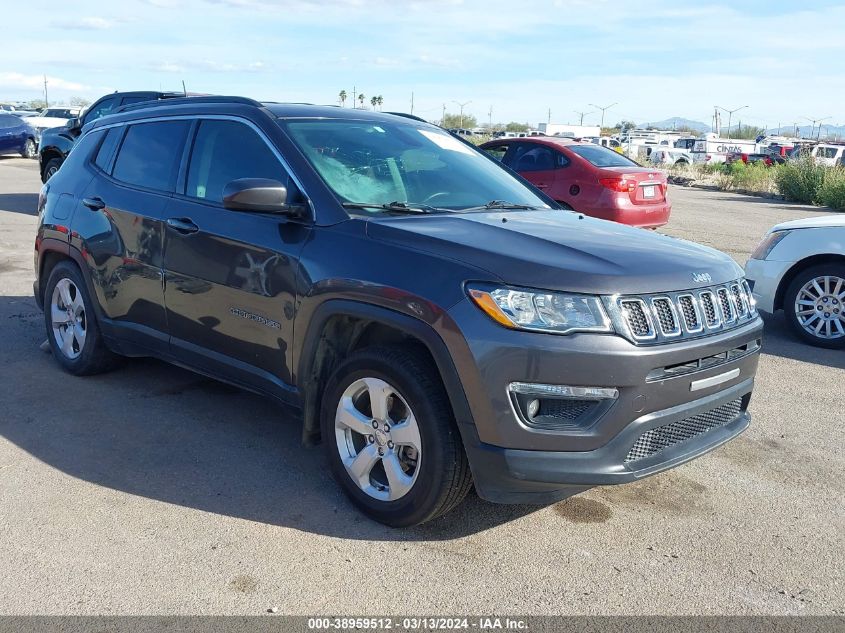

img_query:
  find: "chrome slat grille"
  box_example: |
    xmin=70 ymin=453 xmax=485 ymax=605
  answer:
xmin=625 ymin=399 xmax=744 ymax=463
xmin=614 ymin=280 xmax=756 ymax=344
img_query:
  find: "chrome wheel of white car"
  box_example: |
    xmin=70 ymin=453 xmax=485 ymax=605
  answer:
xmin=50 ymin=278 xmax=87 ymax=360
xmin=334 ymin=376 xmax=422 ymax=502
xmin=794 ymin=274 xmax=845 ymax=340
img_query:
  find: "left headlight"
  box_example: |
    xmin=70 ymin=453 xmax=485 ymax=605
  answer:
xmin=467 ymin=284 xmax=613 ymax=335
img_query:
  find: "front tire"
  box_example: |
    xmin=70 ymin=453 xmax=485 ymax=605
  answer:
xmin=321 ymin=346 xmax=472 ymax=527
xmin=43 ymin=157 xmax=63 ymax=182
xmin=43 ymin=261 xmax=120 ymax=374
xmin=784 ymin=264 xmax=845 ymax=348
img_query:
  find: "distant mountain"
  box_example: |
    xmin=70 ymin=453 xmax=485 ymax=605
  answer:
xmin=636 ymin=117 xmax=710 ymax=133
xmin=767 ymin=124 xmax=845 ymax=140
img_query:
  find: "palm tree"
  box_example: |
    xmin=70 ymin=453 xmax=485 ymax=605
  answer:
xmin=376 ymin=95 xmax=383 ymax=111
xmin=358 ymin=93 xmax=365 ymax=109
xmin=339 ymin=90 xmax=347 ymax=107
xmin=370 ymin=96 xmax=378 ymax=109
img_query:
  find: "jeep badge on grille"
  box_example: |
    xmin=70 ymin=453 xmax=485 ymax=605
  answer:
xmin=692 ymin=272 xmax=713 ymax=284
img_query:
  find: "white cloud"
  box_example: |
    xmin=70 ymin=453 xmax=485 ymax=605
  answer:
xmin=53 ymin=16 xmax=120 ymax=30
xmin=0 ymin=72 xmax=89 ymax=93
xmin=150 ymin=59 xmax=272 ymax=73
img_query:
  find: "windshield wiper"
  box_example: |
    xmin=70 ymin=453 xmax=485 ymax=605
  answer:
xmin=342 ymin=201 xmax=442 ymax=214
xmin=458 ymin=200 xmax=543 ymax=212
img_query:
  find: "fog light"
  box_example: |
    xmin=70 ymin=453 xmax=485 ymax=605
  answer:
xmin=508 ymin=382 xmax=619 ymax=432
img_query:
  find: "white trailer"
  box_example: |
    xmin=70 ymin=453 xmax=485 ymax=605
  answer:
xmin=691 ymin=134 xmax=758 ymax=164
xmin=538 ymin=123 xmax=601 ymax=138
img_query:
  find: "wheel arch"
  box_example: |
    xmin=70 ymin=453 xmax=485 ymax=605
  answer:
xmin=774 ymin=253 xmax=845 ymax=311
xmin=296 ymin=299 xmax=474 ymax=446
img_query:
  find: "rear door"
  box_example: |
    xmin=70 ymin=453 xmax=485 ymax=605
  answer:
xmin=162 ymin=117 xmax=310 ymax=399
xmin=506 ymin=142 xmax=558 ymax=194
xmin=76 ymin=119 xmax=191 ymax=353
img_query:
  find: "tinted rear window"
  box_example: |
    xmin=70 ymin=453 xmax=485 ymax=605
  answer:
xmin=569 ymin=144 xmax=638 ymax=167
xmin=112 ymin=121 xmax=190 ymax=191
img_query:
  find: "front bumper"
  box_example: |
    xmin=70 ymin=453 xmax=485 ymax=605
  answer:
xmin=744 ymin=257 xmax=792 ymax=314
xmin=464 ymin=379 xmax=751 ymax=503
xmin=445 ymin=299 xmax=763 ymax=503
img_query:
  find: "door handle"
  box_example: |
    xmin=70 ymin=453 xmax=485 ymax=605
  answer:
xmin=536 ymin=184 xmax=549 ymax=189
xmin=82 ymin=197 xmax=106 ymax=210
xmin=166 ymin=217 xmax=199 ymax=234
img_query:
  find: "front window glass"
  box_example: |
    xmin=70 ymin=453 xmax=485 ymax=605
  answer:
xmin=283 ymin=120 xmax=547 ymax=214
xmin=569 ymin=144 xmax=639 ymax=167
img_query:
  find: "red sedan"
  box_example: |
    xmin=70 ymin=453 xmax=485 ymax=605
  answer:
xmin=480 ymin=137 xmax=671 ymax=228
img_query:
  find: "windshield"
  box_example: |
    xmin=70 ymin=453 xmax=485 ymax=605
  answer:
xmin=283 ymin=119 xmax=549 ymax=214
xmin=569 ymin=144 xmax=639 ymax=167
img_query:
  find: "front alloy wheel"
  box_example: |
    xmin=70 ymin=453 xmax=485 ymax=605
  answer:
xmin=334 ymin=377 xmax=422 ymax=501
xmin=322 ymin=346 xmax=472 ymax=527
xmin=786 ymin=265 xmax=845 ymax=348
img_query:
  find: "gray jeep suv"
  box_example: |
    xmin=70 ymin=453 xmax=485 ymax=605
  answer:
xmin=34 ymin=97 xmax=763 ymax=526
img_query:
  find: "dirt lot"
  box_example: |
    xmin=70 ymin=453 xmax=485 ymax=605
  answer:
xmin=0 ymin=156 xmax=842 ymax=615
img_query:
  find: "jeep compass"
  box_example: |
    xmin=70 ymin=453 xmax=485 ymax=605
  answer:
xmin=34 ymin=97 xmax=762 ymax=526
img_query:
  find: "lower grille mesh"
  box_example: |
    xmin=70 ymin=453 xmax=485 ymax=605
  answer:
xmin=625 ymin=399 xmax=743 ymax=463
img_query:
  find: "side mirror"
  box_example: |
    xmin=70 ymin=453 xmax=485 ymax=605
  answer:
xmin=66 ymin=117 xmax=81 ymax=130
xmin=222 ymin=178 xmax=304 ymax=215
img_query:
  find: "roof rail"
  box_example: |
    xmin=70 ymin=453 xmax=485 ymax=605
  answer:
xmin=114 ymin=95 xmax=262 ymax=114
xmin=386 ymin=112 xmax=429 ymax=124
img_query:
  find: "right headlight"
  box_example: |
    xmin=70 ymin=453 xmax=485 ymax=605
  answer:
xmin=467 ymin=284 xmax=613 ymax=335
xmin=750 ymin=230 xmax=790 ymax=260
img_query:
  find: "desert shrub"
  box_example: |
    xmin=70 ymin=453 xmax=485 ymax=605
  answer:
xmin=775 ymin=157 xmax=826 ymax=203
xmin=817 ymin=167 xmax=845 ymax=211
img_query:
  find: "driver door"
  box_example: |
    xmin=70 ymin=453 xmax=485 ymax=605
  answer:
xmin=163 ymin=118 xmax=311 ymax=400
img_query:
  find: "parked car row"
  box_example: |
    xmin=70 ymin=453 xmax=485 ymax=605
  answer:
xmin=34 ymin=94 xmax=762 ymax=526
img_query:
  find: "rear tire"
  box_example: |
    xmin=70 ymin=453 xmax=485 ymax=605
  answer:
xmin=43 ymin=261 xmax=121 ymax=375
xmin=43 ymin=157 xmax=63 ymax=182
xmin=22 ymin=139 xmax=36 ymax=159
xmin=321 ymin=346 xmax=472 ymax=527
xmin=784 ymin=264 xmax=845 ymax=349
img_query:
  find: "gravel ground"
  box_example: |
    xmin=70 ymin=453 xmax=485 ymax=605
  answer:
xmin=0 ymin=157 xmax=842 ymax=615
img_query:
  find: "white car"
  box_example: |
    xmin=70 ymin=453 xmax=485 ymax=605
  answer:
xmin=650 ymin=147 xmax=692 ymax=165
xmin=809 ymin=144 xmax=845 ymax=167
xmin=745 ymin=216 xmax=845 ymax=347
xmin=26 ymin=107 xmax=82 ymax=137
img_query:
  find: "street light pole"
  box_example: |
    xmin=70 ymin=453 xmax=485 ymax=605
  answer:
xmin=589 ymin=102 xmax=617 ymax=129
xmin=573 ymin=110 xmax=594 ymax=126
xmin=716 ymin=105 xmax=747 ymax=139
xmin=452 ymin=100 xmax=471 ymax=129
xmin=803 ymin=116 xmax=831 ymax=141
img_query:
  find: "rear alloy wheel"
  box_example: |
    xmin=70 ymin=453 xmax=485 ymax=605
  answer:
xmin=322 ymin=346 xmax=472 ymax=527
xmin=22 ymin=139 xmax=36 ymax=159
xmin=785 ymin=264 xmax=845 ymax=349
xmin=44 ymin=261 xmax=120 ymax=374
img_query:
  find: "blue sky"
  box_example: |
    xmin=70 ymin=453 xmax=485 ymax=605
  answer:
xmin=3 ymin=0 xmax=844 ymax=129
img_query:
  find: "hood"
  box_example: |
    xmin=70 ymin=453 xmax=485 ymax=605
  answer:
xmin=26 ymin=116 xmax=69 ymax=129
xmin=770 ymin=215 xmax=845 ymax=231
xmin=366 ymin=210 xmax=743 ymax=295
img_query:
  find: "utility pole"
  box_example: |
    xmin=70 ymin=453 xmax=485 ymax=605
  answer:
xmin=573 ymin=109 xmax=594 ymax=126
xmin=803 ymin=116 xmax=830 ymax=141
xmin=589 ymin=102 xmax=617 ymax=129
xmin=452 ymin=100 xmax=471 ymax=128
xmin=43 ymin=75 xmax=48 ymax=108
xmin=352 ymin=86 xmax=357 ymax=109
xmin=441 ymin=103 xmax=446 ymax=126
xmin=488 ymin=105 xmax=493 ymax=132
xmin=716 ymin=105 xmax=748 ymax=139
xmin=547 ymin=108 xmax=551 ymax=125
xmin=410 ymin=92 xmax=414 ymax=115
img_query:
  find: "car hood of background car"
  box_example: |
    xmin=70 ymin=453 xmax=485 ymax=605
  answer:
xmin=366 ymin=210 xmax=743 ymax=295
xmin=769 ymin=215 xmax=845 ymax=231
